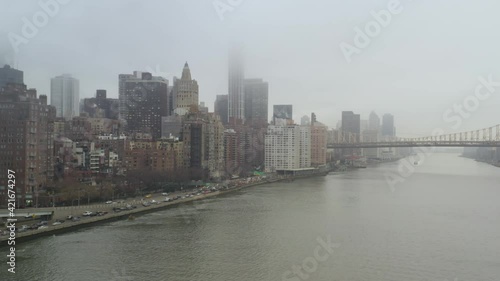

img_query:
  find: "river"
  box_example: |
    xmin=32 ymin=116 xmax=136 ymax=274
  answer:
xmin=1 ymin=153 xmax=499 ymax=281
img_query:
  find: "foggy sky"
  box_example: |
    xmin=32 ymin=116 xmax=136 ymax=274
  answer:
xmin=2 ymin=0 xmax=500 ymax=137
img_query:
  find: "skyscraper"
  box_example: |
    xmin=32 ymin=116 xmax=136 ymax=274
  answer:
xmin=244 ymin=78 xmax=268 ymax=127
xmin=0 ymin=83 xmax=56 ymax=207
xmin=368 ymin=111 xmax=380 ymax=131
xmin=228 ymin=46 xmax=245 ymax=124
xmin=50 ymin=74 xmax=80 ymax=120
xmin=119 ymin=72 xmax=169 ymax=139
xmin=173 ymin=62 xmax=199 ymax=115
xmin=0 ymin=64 xmax=23 ymax=90
xmin=382 ymin=114 xmax=395 ymax=136
xmin=273 ymin=105 xmax=293 ymax=125
xmin=341 ymin=111 xmax=361 ymax=156
xmin=214 ymin=94 xmax=229 ymax=126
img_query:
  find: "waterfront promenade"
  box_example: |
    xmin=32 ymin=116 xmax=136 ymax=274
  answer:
xmin=1 ymin=172 xmax=325 ymax=243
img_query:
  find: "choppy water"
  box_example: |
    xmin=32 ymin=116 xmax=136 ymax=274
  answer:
xmin=2 ymin=153 xmax=499 ymax=281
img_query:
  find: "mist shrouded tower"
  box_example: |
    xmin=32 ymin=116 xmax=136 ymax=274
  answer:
xmin=228 ymin=46 xmax=245 ymax=124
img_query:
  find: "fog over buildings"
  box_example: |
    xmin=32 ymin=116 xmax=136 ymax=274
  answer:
xmin=2 ymin=0 xmax=500 ymax=136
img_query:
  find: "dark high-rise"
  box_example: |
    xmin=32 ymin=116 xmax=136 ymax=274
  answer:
xmin=382 ymin=114 xmax=395 ymax=136
xmin=0 ymin=83 xmax=56 ymax=208
xmin=341 ymin=111 xmax=361 ymax=157
xmin=244 ymin=78 xmax=268 ymax=128
xmin=119 ymin=72 xmax=169 ymax=139
xmin=273 ymin=105 xmax=293 ymax=124
xmin=214 ymin=94 xmax=229 ymax=126
xmin=0 ymin=64 xmax=23 ymax=90
xmin=82 ymin=89 xmax=119 ymax=119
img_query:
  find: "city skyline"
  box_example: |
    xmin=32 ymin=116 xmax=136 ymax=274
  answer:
xmin=3 ymin=1 xmax=500 ymax=135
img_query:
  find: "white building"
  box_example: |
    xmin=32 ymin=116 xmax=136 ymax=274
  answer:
xmin=51 ymin=74 xmax=79 ymax=120
xmin=265 ymin=125 xmax=311 ymax=172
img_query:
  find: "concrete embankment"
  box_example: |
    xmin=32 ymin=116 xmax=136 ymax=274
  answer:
xmin=0 ymin=172 xmax=330 ymax=244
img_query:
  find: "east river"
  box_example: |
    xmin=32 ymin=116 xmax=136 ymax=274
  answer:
xmin=1 ymin=153 xmax=499 ymax=281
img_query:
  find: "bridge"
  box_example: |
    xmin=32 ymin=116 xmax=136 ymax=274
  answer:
xmin=328 ymin=125 xmax=500 ymax=149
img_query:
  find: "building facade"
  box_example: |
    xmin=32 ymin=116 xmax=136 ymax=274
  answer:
xmin=0 ymin=64 xmax=23 ymax=90
xmin=228 ymin=46 xmax=245 ymax=124
xmin=51 ymin=74 xmax=80 ymax=120
xmin=0 ymin=83 xmax=56 ymax=207
xmin=173 ymin=62 xmax=199 ymax=115
xmin=214 ymin=94 xmax=229 ymax=126
xmin=244 ymin=78 xmax=268 ymax=128
xmin=265 ymin=125 xmax=311 ymax=172
xmin=119 ymin=72 xmax=169 ymax=139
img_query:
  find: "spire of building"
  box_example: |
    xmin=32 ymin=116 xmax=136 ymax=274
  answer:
xmin=181 ymin=61 xmax=191 ymax=80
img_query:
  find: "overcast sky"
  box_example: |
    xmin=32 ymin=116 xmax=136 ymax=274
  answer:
xmin=1 ymin=0 xmax=500 ymax=137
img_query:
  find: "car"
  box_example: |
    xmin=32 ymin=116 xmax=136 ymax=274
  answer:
xmin=145 ymin=194 xmax=152 ymax=198
xmin=71 ymin=217 xmax=81 ymax=222
xmin=38 ymin=225 xmax=48 ymax=230
xmin=150 ymin=200 xmax=159 ymax=204
xmin=163 ymin=197 xmax=171 ymax=202
xmin=52 ymin=221 xmax=62 ymax=226
xmin=142 ymin=202 xmax=151 ymax=207
xmin=105 ymin=201 xmax=113 ymax=204
xmin=162 ymin=192 xmax=169 ymax=196
xmin=97 ymin=211 xmax=108 ymax=216
xmin=67 ymin=215 xmax=73 ymax=220
xmin=39 ymin=220 xmax=48 ymax=225
xmin=82 ymin=211 xmax=93 ymax=216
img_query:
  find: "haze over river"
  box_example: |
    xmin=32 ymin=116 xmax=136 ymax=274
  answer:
xmin=2 ymin=153 xmax=499 ymax=281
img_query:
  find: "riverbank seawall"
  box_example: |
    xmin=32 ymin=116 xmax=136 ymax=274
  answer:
xmin=1 ymin=171 xmax=329 ymax=244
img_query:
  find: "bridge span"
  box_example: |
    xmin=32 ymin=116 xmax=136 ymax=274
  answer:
xmin=329 ymin=124 xmax=500 ymax=149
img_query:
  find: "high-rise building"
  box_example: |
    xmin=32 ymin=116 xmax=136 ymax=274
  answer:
xmin=0 ymin=83 xmax=56 ymax=208
xmin=161 ymin=115 xmax=183 ymax=139
xmin=369 ymin=111 xmax=381 ymax=131
xmin=119 ymin=72 xmax=169 ymax=139
xmin=223 ymin=129 xmax=240 ymax=176
xmin=310 ymin=114 xmax=328 ymax=167
xmin=341 ymin=111 xmax=361 ymax=156
xmin=182 ymin=112 xmax=225 ymax=179
xmin=228 ymin=46 xmax=245 ymax=124
xmin=214 ymin=94 xmax=229 ymax=126
xmin=0 ymin=64 xmax=23 ymax=90
xmin=382 ymin=114 xmax=395 ymax=136
xmin=341 ymin=111 xmax=360 ymax=136
xmin=244 ymin=78 xmax=268 ymax=128
xmin=301 ymin=115 xmax=311 ymax=126
xmin=273 ymin=104 xmax=293 ymax=125
xmin=173 ymin=62 xmax=199 ymax=115
xmin=51 ymin=74 xmax=80 ymax=120
xmin=265 ymin=125 xmax=311 ymax=172
xmin=81 ymin=89 xmax=119 ymax=119
xmin=199 ymin=102 xmax=209 ymax=114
